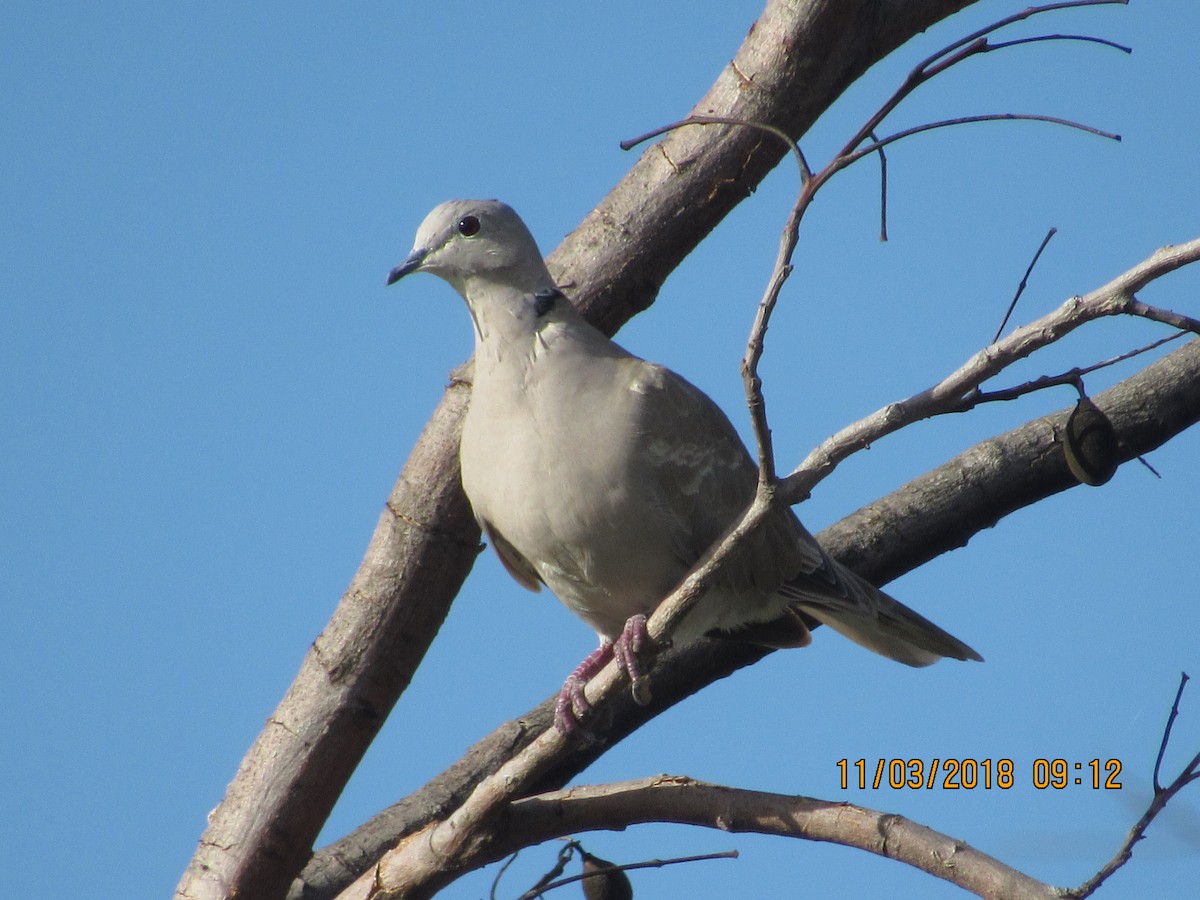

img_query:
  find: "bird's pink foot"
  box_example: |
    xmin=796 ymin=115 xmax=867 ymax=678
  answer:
xmin=612 ymin=614 xmax=653 ymax=706
xmin=555 ymin=643 xmax=613 ymax=740
xmin=554 ymin=616 xmax=656 ymax=739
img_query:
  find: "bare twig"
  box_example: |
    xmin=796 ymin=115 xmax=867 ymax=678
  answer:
xmin=1126 ymin=296 xmax=1200 ymax=333
xmin=836 ymin=0 xmax=1129 ymax=166
xmin=993 ymin=228 xmax=1058 ymax=343
xmin=845 ymin=113 xmax=1120 ymax=167
xmin=962 ymin=331 xmax=1189 ymax=407
xmin=630 ymin=117 xmax=812 ymax=483
xmin=1135 ymin=456 xmax=1163 ymax=479
xmin=989 ymin=33 xmax=1131 ymax=55
xmin=1065 ymin=673 xmax=1200 ymax=898
xmin=619 ymin=3 xmax=1129 ymax=495
xmin=1154 ymin=672 xmax=1191 ymax=793
xmin=930 ymin=0 xmax=1127 ymax=61
xmin=623 ymin=117 xmax=806 ymax=484
xmin=491 ymin=848 xmax=528 ymax=900
xmin=621 ymin=115 xmax=813 ymax=184
xmin=780 ymin=238 xmax=1200 ymax=505
xmin=516 ymin=848 xmax=737 ymax=900
xmin=872 ymin=130 xmax=889 ymax=241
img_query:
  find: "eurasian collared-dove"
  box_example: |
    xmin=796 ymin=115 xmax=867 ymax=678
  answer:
xmin=388 ymin=199 xmax=981 ymax=734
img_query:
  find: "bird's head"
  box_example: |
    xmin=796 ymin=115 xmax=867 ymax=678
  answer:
xmin=386 ymin=199 xmax=553 ymax=297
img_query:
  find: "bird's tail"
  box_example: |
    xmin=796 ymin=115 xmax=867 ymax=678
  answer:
xmin=787 ymin=561 xmax=983 ymax=667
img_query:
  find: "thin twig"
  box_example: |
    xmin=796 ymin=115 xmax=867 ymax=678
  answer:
xmin=622 ymin=2 xmax=1130 ymax=433
xmin=516 ymin=850 xmax=738 ymax=900
xmin=847 ymin=113 xmax=1120 ymax=166
xmin=1136 ymin=456 xmax=1162 ymax=479
xmin=518 ymin=841 xmax=580 ymax=899
xmin=1126 ymin=297 xmax=1200 ymax=334
xmin=621 ymin=115 xmax=813 ymax=184
xmin=780 ymin=238 xmax=1200 ymax=504
xmin=871 ymin=130 xmax=889 ymax=242
xmin=964 ymin=331 xmax=1190 ymax=407
xmin=1066 ymin=673 xmax=1200 ymax=898
xmin=836 ymin=0 xmax=1129 ymax=164
xmin=994 ymin=228 xmax=1058 ymax=343
xmin=625 ymin=115 xmax=813 ymax=485
xmin=989 ymin=33 xmax=1132 ymax=55
xmin=491 ymin=849 xmax=524 ymax=900
xmin=1154 ymin=672 xmax=1190 ymax=793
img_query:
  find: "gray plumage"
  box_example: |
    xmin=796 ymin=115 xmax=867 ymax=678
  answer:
xmin=388 ymin=199 xmax=981 ymax=668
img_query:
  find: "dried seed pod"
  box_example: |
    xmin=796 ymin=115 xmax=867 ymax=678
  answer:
xmin=580 ymin=849 xmax=633 ymax=900
xmin=1063 ymin=395 xmax=1119 ymax=486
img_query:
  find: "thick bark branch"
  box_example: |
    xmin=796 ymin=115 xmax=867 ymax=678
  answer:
xmin=173 ymin=3 xmax=981 ymax=899
xmin=503 ymin=777 xmax=1059 ymax=900
xmin=292 ymin=339 xmax=1200 ymax=899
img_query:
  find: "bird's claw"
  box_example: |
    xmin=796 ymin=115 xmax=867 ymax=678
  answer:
xmin=554 ymin=643 xmax=613 ymax=741
xmin=555 ymin=674 xmax=604 ymax=744
xmin=613 ymin=614 xmax=653 ymax=707
xmin=554 ymin=615 xmax=655 ymax=740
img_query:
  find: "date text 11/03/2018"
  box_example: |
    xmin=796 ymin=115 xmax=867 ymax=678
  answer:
xmin=835 ymin=758 xmax=1124 ymax=791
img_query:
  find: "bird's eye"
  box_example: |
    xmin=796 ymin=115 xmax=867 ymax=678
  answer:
xmin=457 ymin=215 xmax=481 ymax=237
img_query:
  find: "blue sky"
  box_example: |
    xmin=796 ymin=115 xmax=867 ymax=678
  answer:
xmin=2 ymin=2 xmax=1198 ymax=898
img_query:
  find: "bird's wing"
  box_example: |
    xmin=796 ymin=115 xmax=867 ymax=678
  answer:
xmin=626 ymin=360 xmax=982 ymax=665
xmin=479 ymin=518 xmax=542 ymax=592
xmin=626 ymin=362 xmax=823 ymax=599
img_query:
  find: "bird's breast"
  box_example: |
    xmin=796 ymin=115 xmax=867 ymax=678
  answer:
xmin=460 ymin=351 xmax=688 ymax=636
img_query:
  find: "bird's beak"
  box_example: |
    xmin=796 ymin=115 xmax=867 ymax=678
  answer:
xmin=386 ymin=248 xmax=428 ymax=286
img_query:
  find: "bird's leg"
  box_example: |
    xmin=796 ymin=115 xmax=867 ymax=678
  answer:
xmin=555 ymin=642 xmax=613 ymax=739
xmin=612 ymin=614 xmax=653 ymax=707
xmin=554 ymin=615 xmax=655 ymax=740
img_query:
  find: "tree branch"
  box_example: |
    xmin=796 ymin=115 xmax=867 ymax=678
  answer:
xmin=499 ymin=683 xmax=1200 ymax=900
xmin=836 ymin=0 xmax=1128 ymax=169
xmin=1066 ymin=673 xmax=1200 ymax=898
xmin=781 ymin=239 xmax=1200 ymax=505
xmin=993 ymin=227 xmax=1058 ymax=343
xmin=511 ymin=845 xmax=736 ymax=900
xmin=501 ymin=777 xmax=1059 ymax=900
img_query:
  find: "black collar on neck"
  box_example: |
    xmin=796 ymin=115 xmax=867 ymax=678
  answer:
xmin=532 ymin=287 xmax=565 ymax=318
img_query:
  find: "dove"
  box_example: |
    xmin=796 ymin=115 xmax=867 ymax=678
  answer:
xmin=387 ymin=199 xmax=981 ymax=735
